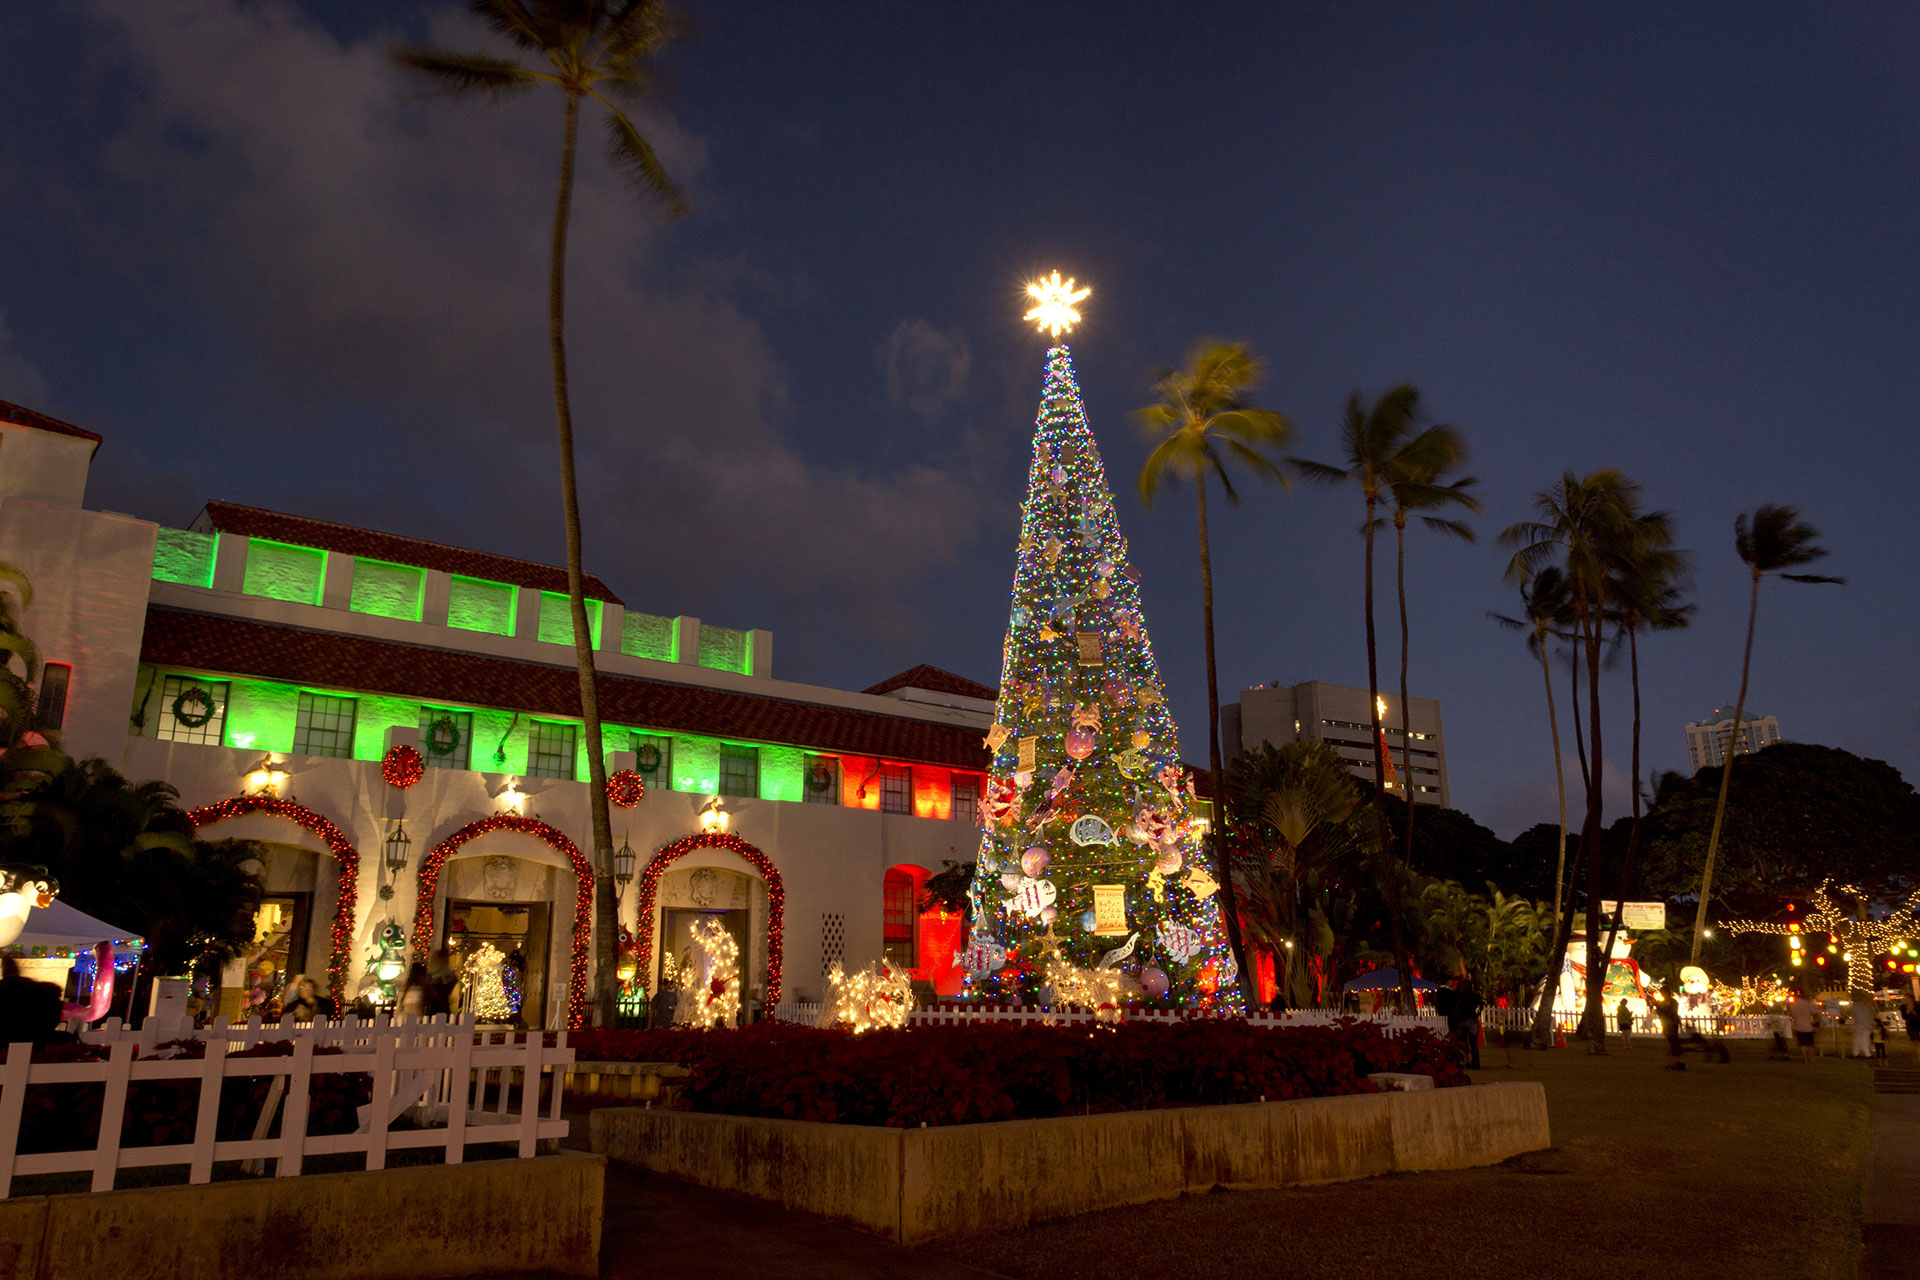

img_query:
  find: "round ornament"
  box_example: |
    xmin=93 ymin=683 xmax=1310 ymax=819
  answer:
xmin=1065 ymin=726 xmax=1096 ymax=760
xmin=1080 ymin=909 xmax=1098 ymax=931
xmin=1040 ymin=906 xmax=1057 ymax=925
xmin=380 ymin=744 xmax=424 ymax=789
xmin=1140 ymin=966 xmax=1170 ymax=999
xmin=170 ymin=686 xmax=217 ymax=728
xmin=1021 ymin=847 xmax=1050 ymax=878
xmin=1155 ymin=847 xmax=1183 ymax=875
xmin=606 ymin=769 xmax=645 ymax=808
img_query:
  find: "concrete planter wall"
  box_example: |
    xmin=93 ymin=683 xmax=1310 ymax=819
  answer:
xmin=592 ymin=1082 xmax=1549 ymax=1244
xmin=0 ymin=1151 xmax=603 ymax=1280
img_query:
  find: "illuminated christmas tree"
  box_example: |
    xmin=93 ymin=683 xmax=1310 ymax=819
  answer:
xmin=961 ymin=275 xmax=1240 ymax=1007
xmin=467 ymin=941 xmax=513 ymax=1023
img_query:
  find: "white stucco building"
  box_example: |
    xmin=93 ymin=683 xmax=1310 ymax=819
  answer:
xmin=1 ymin=398 xmax=994 ymax=1026
xmin=1684 ymin=705 xmax=1781 ymax=773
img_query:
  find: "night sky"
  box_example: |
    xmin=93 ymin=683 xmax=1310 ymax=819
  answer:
xmin=4 ymin=3 xmax=1914 ymax=836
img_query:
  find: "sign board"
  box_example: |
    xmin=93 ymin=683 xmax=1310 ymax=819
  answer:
xmin=1601 ymin=901 xmax=1666 ymax=930
xmin=149 ymin=978 xmax=190 ymax=1019
xmin=1091 ymin=885 xmax=1129 ymax=935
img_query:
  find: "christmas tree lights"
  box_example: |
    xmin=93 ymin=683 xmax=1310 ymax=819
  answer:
xmin=964 ymin=325 xmax=1239 ymax=1008
xmin=1725 ymin=878 xmax=1917 ymax=1054
xmin=467 ymin=940 xmax=514 ymax=1022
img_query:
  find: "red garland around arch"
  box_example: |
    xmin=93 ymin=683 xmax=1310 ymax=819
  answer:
xmin=634 ymin=832 xmax=784 ymax=1008
xmin=381 ymin=744 xmax=425 ymax=789
xmin=411 ymin=815 xmax=594 ymax=1030
xmin=606 ymin=769 xmax=645 ymax=809
xmin=187 ymin=795 xmax=359 ymax=1013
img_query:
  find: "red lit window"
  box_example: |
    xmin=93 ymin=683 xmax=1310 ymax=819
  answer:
xmin=883 ymin=869 xmax=917 ymax=969
xmin=879 ymin=764 xmax=911 ymax=815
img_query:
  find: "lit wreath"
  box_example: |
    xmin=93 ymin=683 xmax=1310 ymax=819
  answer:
xmin=607 ymin=769 xmax=645 ymax=808
xmin=381 ymin=744 xmax=425 ymax=789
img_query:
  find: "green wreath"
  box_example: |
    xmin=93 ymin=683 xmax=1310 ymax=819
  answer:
xmin=805 ymin=761 xmax=835 ymax=794
xmin=636 ymin=742 xmax=662 ymax=773
xmin=425 ymin=714 xmax=463 ymax=759
xmin=171 ymin=686 xmax=217 ymax=729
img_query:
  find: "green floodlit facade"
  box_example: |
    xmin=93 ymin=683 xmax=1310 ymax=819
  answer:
xmin=193 ymin=668 xmax=808 ymax=800
xmin=152 ymin=528 xmax=217 ymax=587
xmin=242 ymin=540 xmax=327 ymax=605
xmin=447 ymin=575 xmax=515 ymax=635
xmin=349 ymin=559 xmax=424 ymax=622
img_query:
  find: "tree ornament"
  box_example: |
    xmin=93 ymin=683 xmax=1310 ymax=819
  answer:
xmin=1065 ymin=726 xmax=1097 ymax=760
xmin=1185 ymin=866 xmax=1219 ymax=899
xmin=984 ymin=723 xmax=1011 ymax=751
xmin=1140 ymin=966 xmax=1170 ymax=999
xmin=1070 ymin=815 xmax=1118 ymax=847
xmin=1021 ymin=846 xmax=1051 ymax=877
xmin=381 ymin=744 xmax=425 ymax=789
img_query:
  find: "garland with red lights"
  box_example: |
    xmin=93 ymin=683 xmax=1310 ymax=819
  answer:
xmin=634 ymin=832 xmax=784 ymax=1008
xmin=186 ymin=794 xmax=359 ymax=1012
xmin=606 ymin=769 xmax=645 ymax=809
xmin=380 ymin=744 xmax=425 ymax=789
xmin=411 ymin=815 xmax=594 ymax=1029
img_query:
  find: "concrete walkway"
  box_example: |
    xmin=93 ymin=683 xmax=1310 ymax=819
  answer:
xmin=1861 ymin=1062 xmax=1920 ymax=1280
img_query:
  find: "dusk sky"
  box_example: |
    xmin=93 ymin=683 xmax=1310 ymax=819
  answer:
xmin=4 ymin=2 xmax=1913 ymax=837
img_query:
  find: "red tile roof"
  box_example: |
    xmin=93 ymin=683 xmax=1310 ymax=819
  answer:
xmin=141 ymin=607 xmax=990 ymax=771
xmin=194 ymin=501 xmax=622 ymax=604
xmin=863 ymin=664 xmax=997 ymax=702
xmin=0 ymin=399 xmax=102 ymax=450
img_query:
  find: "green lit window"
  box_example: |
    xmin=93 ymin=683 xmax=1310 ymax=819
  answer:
xmin=631 ymin=732 xmax=672 ymax=793
xmin=419 ymin=707 xmax=473 ymax=770
xmin=879 ymin=764 xmax=911 ymax=815
xmin=157 ymin=676 xmax=229 ymax=745
xmin=719 ymin=745 xmax=759 ymax=798
xmin=293 ymin=692 xmax=357 ymax=758
xmin=529 ymin=721 xmax=578 ymax=780
xmin=951 ymin=773 xmax=980 ymax=826
xmin=803 ymin=755 xmax=840 ymax=806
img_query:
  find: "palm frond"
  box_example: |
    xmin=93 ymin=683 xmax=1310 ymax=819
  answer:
xmin=1138 ymin=434 xmax=1190 ymax=508
xmin=1418 ymin=517 xmax=1475 ymax=541
xmin=1288 ymin=457 xmax=1348 ymax=486
xmin=390 ymin=47 xmax=540 ymax=97
xmin=1780 ymin=572 xmax=1845 ymax=584
xmin=471 ymin=0 xmax=550 ymax=52
xmin=600 ymin=102 xmax=686 ymax=213
xmin=0 ymin=562 xmax=32 ymax=612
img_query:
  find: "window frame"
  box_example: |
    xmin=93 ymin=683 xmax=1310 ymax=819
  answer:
xmin=155 ymin=675 xmax=231 ymax=746
xmin=719 ymin=744 xmax=760 ymax=799
xmin=527 ymin=720 xmax=579 ymax=781
xmin=803 ymin=754 xmax=841 ymax=805
xmin=418 ymin=706 xmax=474 ymax=770
xmin=878 ymin=763 xmax=912 ymax=815
xmin=36 ymin=662 xmax=72 ymax=731
xmin=293 ymin=691 xmax=358 ymax=759
xmin=631 ymin=732 xmax=673 ymax=793
xmin=949 ymin=772 xmax=980 ymax=826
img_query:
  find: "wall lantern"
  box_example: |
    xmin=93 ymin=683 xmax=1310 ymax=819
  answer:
xmin=613 ymin=834 xmax=637 ymax=893
xmin=699 ymin=796 xmax=729 ymax=835
xmin=377 ymin=818 xmax=413 ymax=901
xmin=496 ymin=778 xmax=527 ymax=815
xmin=243 ymin=757 xmax=290 ymax=798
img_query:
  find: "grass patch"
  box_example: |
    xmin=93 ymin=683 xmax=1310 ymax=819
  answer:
xmin=933 ymin=1038 xmax=1873 ymax=1280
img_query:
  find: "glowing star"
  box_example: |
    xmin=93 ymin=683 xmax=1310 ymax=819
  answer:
xmin=1024 ymin=270 xmax=1091 ymax=340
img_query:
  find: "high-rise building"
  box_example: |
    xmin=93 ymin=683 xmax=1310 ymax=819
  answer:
xmin=1684 ymin=706 xmax=1781 ymax=773
xmin=1221 ymin=681 xmax=1449 ymax=807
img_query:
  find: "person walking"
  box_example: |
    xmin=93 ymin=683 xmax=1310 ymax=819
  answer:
xmin=1616 ymin=997 xmax=1634 ymax=1046
xmin=1446 ymin=975 xmax=1483 ymax=1070
xmin=1657 ymin=988 xmax=1685 ymax=1070
xmin=1787 ymin=990 xmax=1818 ymax=1064
xmin=280 ymin=974 xmax=319 ymax=1023
xmin=399 ymin=962 xmax=432 ymax=1019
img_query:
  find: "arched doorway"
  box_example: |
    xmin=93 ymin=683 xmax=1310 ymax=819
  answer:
xmin=186 ymin=795 xmax=359 ymax=1012
xmin=635 ymin=832 xmax=785 ymax=1008
xmin=411 ymin=815 xmax=593 ymax=1030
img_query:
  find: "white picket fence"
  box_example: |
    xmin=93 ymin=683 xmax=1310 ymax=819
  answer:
xmin=1478 ymin=1006 xmax=1777 ymax=1039
xmin=0 ymin=1021 xmax=571 ymax=1198
xmin=763 ymin=1000 xmax=1447 ymax=1034
xmin=76 ymin=1010 xmax=479 ymax=1053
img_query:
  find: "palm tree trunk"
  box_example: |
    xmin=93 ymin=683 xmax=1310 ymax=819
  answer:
xmin=1395 ymin=515 xmax=1415 ymax=868
xmin=547 ymin=91 xmax=620 ymax=1028
xmin=1597 ymin=624 xmax=1644 ymax=991
xmin=1691 ymin=573 xmax=1761 ymax=962
xmin=1362 ymin=496 xmax=1413 ymax=1007
xmin=1567 ymin=642 xmax=1590 ymax=797
xmin=1579 ymin=611 xmax=1608 ymax=1052
xmin=1530 ymin=633 xmax=1571 ymax=1049
xmin=1196 ymin=476 xmax=1253 ymax=1003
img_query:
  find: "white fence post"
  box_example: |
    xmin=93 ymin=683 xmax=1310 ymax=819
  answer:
xmin=0 ymin=1043 xmax=30 ymax=1199
xmin=187 ymin=1039 xmax=227 ymax=1185
xmin=91 ymin=1042 xmax=135 ymax=1193
xmin=276 ymin=1039 xmax=315 ymax=1178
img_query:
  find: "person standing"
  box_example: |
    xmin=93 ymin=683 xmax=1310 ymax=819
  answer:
xmin=1446 ymin=975 xmax=1483 ymax=1070
xmin=1787 ymin=990 xmax=1818 ymax=1064
xmin=1657 ymin=988 xmax=1685 ymax=1070
xmin=1616 ymin=997 xmax=1634 ymax=1046
xmin=280 ymin=974 xmax=319 ymax=1023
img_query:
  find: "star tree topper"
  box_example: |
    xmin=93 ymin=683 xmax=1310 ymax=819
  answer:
xmin=1024 ymin=271 xmax=1090 ymax=339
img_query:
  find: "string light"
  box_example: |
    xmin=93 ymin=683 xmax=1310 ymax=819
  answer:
xmin=606 ymin=769 xmax=646 ymax=809
xmin=380 ymin=744 xmax=425 ymax=789
xmin=1725 ymin=879 xmax=1919 ymax=1008
xmin=825 ymin=960 xmax=914 ymax=1033
xmin=682 ymin=918 xmax=742 ymax=1029
xmin=187 ymin=794 xmax=358 ymax=1013
xmin=634 ymin=831 xmax=785 ymax=1008
xmin=413 ymin=814 xmax=594 ymax=1029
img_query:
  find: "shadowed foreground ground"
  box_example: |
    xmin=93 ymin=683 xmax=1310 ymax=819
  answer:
xmin=932 ymin=1037 xmax=1872 ymax=1280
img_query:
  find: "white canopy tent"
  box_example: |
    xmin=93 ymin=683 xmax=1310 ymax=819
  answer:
xmin=3 ymin=899 xmax=143 ymax=957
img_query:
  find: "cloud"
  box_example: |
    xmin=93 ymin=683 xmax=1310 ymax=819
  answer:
xmin=877 ymin=318 xmax=971 ymax=419
xmin=73 ymin=0 xmax=987 ymax=642
xmin=0 ymin=310 xmax=50 ymax=407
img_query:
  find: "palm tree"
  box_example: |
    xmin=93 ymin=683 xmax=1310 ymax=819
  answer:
xmin=1502 ymin=469 xmax=1639 ymax=1048
xmin=1598 ymin=517 xmax=1691 ymax=962
xmin=1294 ymin=384 xmax=1441 ymax=1006
xmin=394 ymin=1 xmax=687 ymax=1024
xmin=1380 ymin=431 xmax=1477 ymax=868
xmin=1136 ymin=341 xmax=1294 ymax=1001
xmin=1689 ymin=505 xmax=1842 ymax=962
